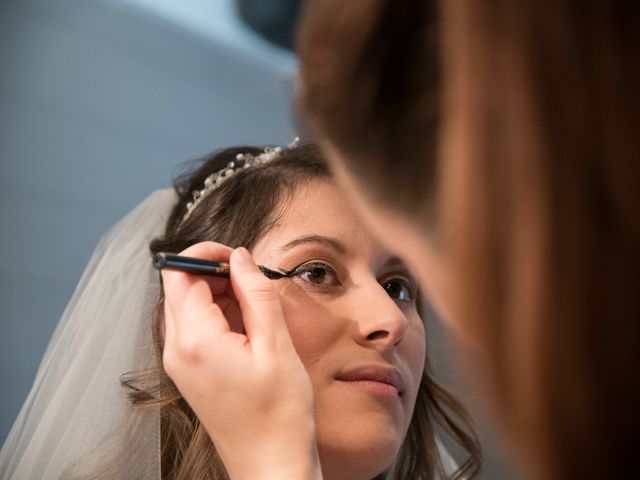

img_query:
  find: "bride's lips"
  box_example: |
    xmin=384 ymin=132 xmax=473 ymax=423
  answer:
xmin=336 ymin=365 xmax=406 ymax=397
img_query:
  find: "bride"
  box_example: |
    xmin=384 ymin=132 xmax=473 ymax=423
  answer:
xmin=0 ymin=142 xmax=480 ymax=479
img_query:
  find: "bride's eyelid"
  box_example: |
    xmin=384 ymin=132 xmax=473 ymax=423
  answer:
xmin=275 ymin=251 xmax=343 ymax=276
xmin=289 ymin=260 xmax=338 ymax=277
xmin=380 ymin=269 xmax=417 ymax=286
xmin=279 ymin=257 xmax=331 ymax=272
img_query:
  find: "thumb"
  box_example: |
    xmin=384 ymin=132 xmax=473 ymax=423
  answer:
xmin=230 ymin=247 xmax=291 ymax=353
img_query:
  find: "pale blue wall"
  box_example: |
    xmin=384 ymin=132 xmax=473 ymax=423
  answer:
xmin=0 ymin=0 xmax=295 ymax=444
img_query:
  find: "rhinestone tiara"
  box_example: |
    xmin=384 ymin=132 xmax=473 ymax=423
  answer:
xmin=181 ymin=137 xmax=299 ymax=222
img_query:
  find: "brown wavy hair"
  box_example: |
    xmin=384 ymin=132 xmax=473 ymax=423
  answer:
xmin=111 ymin=144 xmax=481 ymax=479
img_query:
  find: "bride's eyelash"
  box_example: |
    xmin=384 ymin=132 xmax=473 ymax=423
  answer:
xmin=277 ymin=261 xmax=342 ymax=291
xmin=280 ymin=261 xmax=334 ymax=277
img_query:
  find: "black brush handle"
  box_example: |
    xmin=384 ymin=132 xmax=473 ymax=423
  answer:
xmin=153 ymin=252 xmax=286 ymax=279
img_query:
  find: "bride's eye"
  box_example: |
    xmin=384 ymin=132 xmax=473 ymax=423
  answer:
xmin=289 ymin=262 xmax=340 ymax=287
xmin=382 ymin=278 xmax=415 ymax=302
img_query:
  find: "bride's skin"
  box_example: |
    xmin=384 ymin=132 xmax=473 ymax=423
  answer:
xmin=324 ymin=149 xmax=465 ymax=342
xmin=161 ymin=180 xmax=425 ymax=480
xmin=252 ymin=180 xmax=426 ymax=480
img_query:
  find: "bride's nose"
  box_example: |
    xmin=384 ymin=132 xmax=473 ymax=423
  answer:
xmin=352 ymin=282 xmax=410 ymax=350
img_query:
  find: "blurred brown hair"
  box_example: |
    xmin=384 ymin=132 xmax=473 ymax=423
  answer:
xmin=297 ymin=0 xmax=640 ymax=479
xmin=296 ymin=0 xmax=442 ymax=227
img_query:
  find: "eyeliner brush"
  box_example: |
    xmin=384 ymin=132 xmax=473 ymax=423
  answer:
xmin=152 ymin=252 xmax=288 ymax=280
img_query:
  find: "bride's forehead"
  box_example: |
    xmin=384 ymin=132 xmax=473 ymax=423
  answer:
xmin=281 ymin=180 xmax=357 ymax=220
xmin=259 ymin=181 xmax=391 ymax=258
xmin=277 ymin=181 xmax=366 ymax=234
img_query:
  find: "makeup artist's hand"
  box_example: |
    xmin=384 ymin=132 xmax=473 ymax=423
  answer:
xmin=161 ymin=241 xmax=322 ymax=480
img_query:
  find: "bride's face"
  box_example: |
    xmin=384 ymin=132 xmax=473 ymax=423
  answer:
xmin=251 ymin=180 xmax=426 ymax=480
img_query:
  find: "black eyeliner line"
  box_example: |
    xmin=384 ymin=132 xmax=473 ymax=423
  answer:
xmin=283 ymin=261 xmax=333 ymax=278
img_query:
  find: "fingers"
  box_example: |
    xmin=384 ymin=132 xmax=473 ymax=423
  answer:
xmin=214 ymin=295 xmax=244 ymax=334
xmin=161 ymin=241 xmax=233 ymax=339
xmin=229 ymin=247 xmax=292 ymax=353
xmin=177 ymin=241 xmax=233 ymax=294
xmin=162 ymin=242 xmax=294 ymax=359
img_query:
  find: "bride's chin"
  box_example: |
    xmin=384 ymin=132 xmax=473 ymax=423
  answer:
xmin=317 ymin=432 xmax=402 ymax=480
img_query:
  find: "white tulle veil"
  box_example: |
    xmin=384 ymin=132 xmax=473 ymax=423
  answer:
xmin=0 ymin=189 xmax=177 ymax=479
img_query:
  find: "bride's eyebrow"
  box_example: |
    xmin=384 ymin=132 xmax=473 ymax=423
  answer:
xmin=384 ymin=256 xmax=409 ymax=270
xmin=278 ymin=235 xmax=348 ymax=255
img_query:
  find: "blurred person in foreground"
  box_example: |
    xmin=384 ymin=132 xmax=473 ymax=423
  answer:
xmin=295 ymin=1 xmax=639 ymax=479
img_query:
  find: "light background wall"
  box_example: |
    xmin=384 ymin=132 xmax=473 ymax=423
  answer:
xmin=0 ymin=0 xmax=295 ymax=441
xmin=0 ymin=1 xmax=516 ymax=478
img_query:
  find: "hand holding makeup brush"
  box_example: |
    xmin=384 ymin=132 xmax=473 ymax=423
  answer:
xmin=160 ymin=241 xmax=322 ymax=480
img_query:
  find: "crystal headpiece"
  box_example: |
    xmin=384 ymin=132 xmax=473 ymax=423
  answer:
xmin=181 ymin=137 xmax=299 ymax=222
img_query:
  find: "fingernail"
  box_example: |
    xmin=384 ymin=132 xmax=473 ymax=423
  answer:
xmin=234 ymin=247 xmax=254 ymax=268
